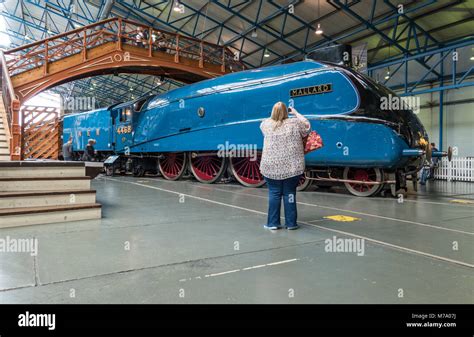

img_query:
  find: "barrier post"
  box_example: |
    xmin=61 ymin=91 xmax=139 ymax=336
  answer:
xmin=43 ymin=40 xmax=48 ymax=75
xmin=199 ymin=41 xmax=204 ymax=68
xmin=83 ymin=30 xmax=87 ymax=61
xmin=174 ymin=35 xmax=179 ymax=63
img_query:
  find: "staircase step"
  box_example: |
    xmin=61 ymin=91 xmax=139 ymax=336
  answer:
xmin=0 ymin=176 xmax=91 ymax=191
xmin=0 ymin=155 xmax=10 ymax=161
xmin=0 ymin=203 xmax=102 ymax=228
xmin=0 ymin=165 xmax=86 ymax=178
xmin=0 ymin=190 xmax=96 ymax=208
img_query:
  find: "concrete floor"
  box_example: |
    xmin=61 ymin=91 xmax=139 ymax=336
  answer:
xmin=0 ymin=175 xmax=473 ymax=303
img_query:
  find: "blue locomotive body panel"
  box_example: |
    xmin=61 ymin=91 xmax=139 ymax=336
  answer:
xmin=63 ymin=108 xmax=113 ymax=152
xmin=63 ymin=60 xmax=426 ymax=170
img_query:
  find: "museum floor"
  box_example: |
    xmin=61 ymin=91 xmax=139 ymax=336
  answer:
xmin=0 ymin=176 xmax=472 ymax=304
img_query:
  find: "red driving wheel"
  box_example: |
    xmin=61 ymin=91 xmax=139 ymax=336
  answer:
xmin=158 ymin=152 xmax=187 ymax=180
xmin=189 ymin=152 xmax=226 ymax=183
xmin=229 ymin=154 xmax=265 ymax=187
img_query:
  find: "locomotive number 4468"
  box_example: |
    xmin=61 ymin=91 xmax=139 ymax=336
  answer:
xmin=117 ymin=125 xmax=132 ymax=134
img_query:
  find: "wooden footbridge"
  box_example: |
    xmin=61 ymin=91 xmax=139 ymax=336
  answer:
xmin=0 ymin=17 xmax=244 ymax=160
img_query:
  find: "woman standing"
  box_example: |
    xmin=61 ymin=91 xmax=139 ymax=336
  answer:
xmin=259 ymin=102 xmax=311 ymax=230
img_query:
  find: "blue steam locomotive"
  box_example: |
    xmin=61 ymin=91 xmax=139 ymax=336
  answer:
xmin=62 ymin=60 xmax=450 ymax=196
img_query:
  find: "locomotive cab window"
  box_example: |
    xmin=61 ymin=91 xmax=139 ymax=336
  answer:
xmin=133 ymin=98 xmax=148 ymax=112
xmin=120 ymin=107 xmax=132 ymax=123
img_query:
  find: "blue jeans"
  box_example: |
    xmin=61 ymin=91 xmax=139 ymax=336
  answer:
xmin=264 ymin=175 xmax=300 ymax=228
xmin=420 ymin=167 xmax=430 ymax=184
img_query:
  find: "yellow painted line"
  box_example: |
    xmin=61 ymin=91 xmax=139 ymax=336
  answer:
xmin=450 ymin=199 xmax=474 ymax=205
xmin=324 ymin=215 xmax=361 ymax=222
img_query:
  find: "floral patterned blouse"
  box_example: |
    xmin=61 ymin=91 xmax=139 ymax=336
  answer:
xmin=259 ymin=117 xmax=311 ymax=180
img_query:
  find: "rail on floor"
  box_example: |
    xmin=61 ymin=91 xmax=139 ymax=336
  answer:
xmin=0 ymin=17 xmax=245 ymax=160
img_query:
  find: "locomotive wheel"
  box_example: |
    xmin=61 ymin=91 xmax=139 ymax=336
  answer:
xmin=158 ymin=152 xmax=188 ymax=181
xmin=343 ymin=167 xmax=383 ymax=197
xmin=297 ymin=171 xmax=313 ymax=191
xmin=229 ymin=154 xmax=265 ymax=187
xmin=411 ymin=174 xmax=418 ymax=192
xmin=105 ymin=166 xmax=114 ymax=176
xmin=188 ymin=152 xmax=227 ymax=184
xmin=133 ymin=165 xmax=145 ymax=177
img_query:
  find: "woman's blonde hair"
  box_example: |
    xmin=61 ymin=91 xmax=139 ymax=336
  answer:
xmin=270 ymin=101 xmax=288 ymax=130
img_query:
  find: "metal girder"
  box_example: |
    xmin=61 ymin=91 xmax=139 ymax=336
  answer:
xmin=1 ymin=0 xmax=188 ymax=107
xmin=368 ymin=38 xmax=474 ymax=96
xmin=331 ymin=0 xmax=441 ymax=78
xmin=210 ymin=0 xmax=306 ymax=58
xmin=198 ymin=0 xmax=256 ymax=42
xmin=265 ymin=0 xmax=459 ymax=67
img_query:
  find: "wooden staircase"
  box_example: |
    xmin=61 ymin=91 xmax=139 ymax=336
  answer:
xmin=0 ymin=161 xmax=101 ymax=228
xmin=0 ymin=94 xmax=10 ymax=161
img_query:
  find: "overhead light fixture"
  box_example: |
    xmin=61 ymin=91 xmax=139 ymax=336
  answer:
xmin=156 ymin=76 xmax=164 ymax=86
xmin=24 ymin=34 xmax=31 ymax=40
xmin=470 ymin=55 xmax=474 ymax=61
xmin=315 ymin=0 xmax=323 ymax=35
xmin=173 ymin=1 xmax=184 ymax=13
xmin=264 ymin=49 xmax=270 ymax=58
xmin=129 ymin=87 xmax=133 ymax=91
xmin=315 ymin=23 xmax=323 ymax=35
xmin=385 ymin=68 xmax=390 ymax=80
xmin=251 ymin=29 xmax=257 ymax=38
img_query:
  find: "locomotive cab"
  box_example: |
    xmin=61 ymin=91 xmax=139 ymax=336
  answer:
xmin=112 ymin=104 xmax=134 ymax=152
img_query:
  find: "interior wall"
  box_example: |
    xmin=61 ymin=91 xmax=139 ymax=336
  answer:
xmin=398 ymin=85 xmax=474 ymax=156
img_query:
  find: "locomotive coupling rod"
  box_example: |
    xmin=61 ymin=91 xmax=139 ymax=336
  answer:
xmin=191 ymin=152 xmax=260 ymax=158
xmin=191 ymin=152 xmax=222 ymax=158
xmin=305 ymin=176 xmax=395 ymax=185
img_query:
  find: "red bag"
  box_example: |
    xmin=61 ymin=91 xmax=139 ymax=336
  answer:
xmin=303 ymin=131 xmax=323 ymax=154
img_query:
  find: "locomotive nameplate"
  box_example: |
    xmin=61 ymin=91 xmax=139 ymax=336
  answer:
xmin=290 ymin=83 xmax=332 ymax=98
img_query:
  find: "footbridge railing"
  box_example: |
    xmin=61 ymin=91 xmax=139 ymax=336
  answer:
xmin=1 ymin=17 xmax=245 ymax=160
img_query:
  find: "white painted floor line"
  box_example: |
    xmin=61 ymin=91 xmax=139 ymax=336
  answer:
xmin=242 ymin=264 xmax=266 ymax=270
xmin=179 ymin=260 xmax=299 ymax=282
xmin=208 ymin=184 xmax=474 ymax=208
xmin=111 ymin=177 xmax=471 ymax=235
xmin=266 ymin=258 xmax=299 ymax=266
xmin=208 ymin=186 xmax=474 ymax=236
xmin=208 ymin=269 xmax=241 ymax=277
xmin=109 ymin=179 xmax=474 ymax=269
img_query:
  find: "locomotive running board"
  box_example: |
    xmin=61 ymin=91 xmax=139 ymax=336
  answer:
xmin=305 ymin=171 xmax=395 ymax=185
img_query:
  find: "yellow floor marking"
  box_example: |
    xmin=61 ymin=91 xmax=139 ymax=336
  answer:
xmin=450 ymin=199 xmax=474 ymax=204
xmin=324 ymin=215 xmax=361 ymax=222
xmin=108 ymin=178 xmax=474 ymax=268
